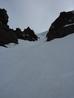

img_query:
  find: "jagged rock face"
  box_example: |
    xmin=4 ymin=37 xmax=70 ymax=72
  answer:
xmin=0 ymin=8 xmax=9 ymax=27
xmin=46 ymin=11 xmax=74 ymax=41
xmin=23 ymin=27 xmax=38 ymax=41
xmin=15 ymin=27 xmax=38 ymax=41
xmin=0 ymin=8 xmax=38 ymax=47
xmin=0 ymin=28 xmax=18 ymax=45
xmin=0 ymin=8 xmax=18 ymax=46
xmin=15 ymin=28 xmax=24 ymax=40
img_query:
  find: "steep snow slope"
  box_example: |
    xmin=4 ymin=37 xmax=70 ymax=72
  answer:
xmin=0 ymin=33 xmax=74 ymax=98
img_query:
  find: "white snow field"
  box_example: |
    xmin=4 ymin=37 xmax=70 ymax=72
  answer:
xmin=0 ymin=33 xmax=74 ymax=98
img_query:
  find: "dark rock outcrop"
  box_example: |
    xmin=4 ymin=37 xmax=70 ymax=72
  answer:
xmin=0 ymin=8 xmax=18 ymax=47
xmin=46 ymin=11 xmax=74 ymax=41
xmin=15 ymin=27 xmax=38 ymax=41
xmin=0 ymin=28 xmax=18 ymax=45
xmin=15 ymin=28 xmax=24 ymax=40
xmin=0 ymin=8 xmax=38 ymax=47
xmin=0 ymin=8 xmax=9 ymax=26
xmin=23 ymin=27 xmax=38 ymax=41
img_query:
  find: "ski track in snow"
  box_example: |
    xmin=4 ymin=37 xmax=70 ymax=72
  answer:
xmin=0 ymin=33 xmax=74 ymax=98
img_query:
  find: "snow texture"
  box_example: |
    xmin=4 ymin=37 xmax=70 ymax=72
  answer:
xmin=0 ymin=32 xmax=74 ymax=98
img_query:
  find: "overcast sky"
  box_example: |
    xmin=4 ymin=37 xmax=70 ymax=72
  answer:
xmin=0 ymin=0 xmax=74 ymax=33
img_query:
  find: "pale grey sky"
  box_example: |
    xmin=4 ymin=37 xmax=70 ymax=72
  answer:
xmin=0 ymin=0 xmax=74 ymax=33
